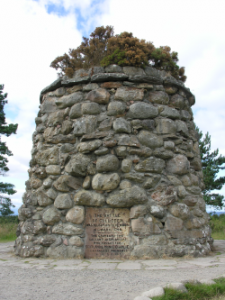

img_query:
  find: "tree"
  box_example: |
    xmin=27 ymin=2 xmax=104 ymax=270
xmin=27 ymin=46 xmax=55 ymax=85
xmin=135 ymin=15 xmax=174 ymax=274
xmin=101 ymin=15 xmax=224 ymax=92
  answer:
xmin=0 ymin=84 xmax=18 ymax=216
xmin=50 ymin=25 xmax=186 ymax=82
xmin=196 ymin=126 xmax=225 ymax=210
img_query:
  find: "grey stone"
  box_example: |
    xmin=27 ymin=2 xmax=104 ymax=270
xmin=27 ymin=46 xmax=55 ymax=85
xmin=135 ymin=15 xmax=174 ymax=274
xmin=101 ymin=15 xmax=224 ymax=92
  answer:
xmin=135 ymin=157 xmax=165 ymax=173
xmin=42 ymin=207 xmax=61 ymax=225
xmin=151 ymin=185 xmax=177 ymax=206
xmin=156 ymin=118 xmax=177 ymax=134
xmin=45 ymin=134 xmax=76 ymax=144
xmin=69 ymin=236 xmax=84 ymax=247
xmin=142 ymin=235 xmax=168 ymax=246
xmin=165 ymin=86 xmax=178 ymax=94
xmin=67 ymin=246 xmax=83 ymax=258
xmin=130 ymin=205 xmax=148 ymax=218
xmin=169 ymin=203 xmax=190 ymax=219
xmin=83 ymin=176 xmax=91 ymax=189
xmin=129 ymin=75 xmax=162 ymax=84
xmin=37 ymin=191 xmax=53 ymax=207
xmin=99 ymin=118 xmax=113 ymax=131
xmin=170 ymin=94 xmax=185 ymax=109
xmin=127 ymin=102 xmax=158 ymax=119
xmin=53 ymin=175 xmax=82 ymax=192
xmin=85 ymin=88 xmax=110 ymax=104
xmin=35 ymin=167 xmax=47 ymax=179
xmin=82 ymin=83 xmax=99 ymax=91
xmin=52 ymin=223 xmax=84 ymax=236
xmin=96 ymin=155 xmax=119 ymax=173
xmin=107 ymin=101 xmax=126 ymax=116
xmin=39 ymin=235 xmax=56 ymax=247
xmin=143 ymin=175 xmax=160 ymax=188
xmin=147 ymin=91 xmax=169 ymax=104
xmin=199 ymin=279 xmax=216 ymax=285
xmin=40 ymin=78 xmax=62 ymax=102
xmin=105 ymin=64 xmax=123 ymax=73
xmin=124 ymin=172 xmax=145 ymax=183
xmin=56 ymin=92 xmax=83 ymax=108
xmin=118 ymin=135 xmax=140 ymax=147
xmin=183 ymin=195 xmax=198 ymax=206
xmin=167 ymin=155 xmax=190 ymax=175
xmin=36 ymin=124 xmax=45 ymax=133
xmin=65 ymin=154 xmax=90 ymax=176
xmin=54 ymin=194 xmax=73 ymax=209
xmin=69 ymin=103 xmax=82 ymax=119
xmin=40 ymin=96 xmax=58 ymax=113
xmin=18 ymin=207 xmax=34 ymax=221
xmin=138 ymin=130 xmax=163 ymax=148
xmin=142 ymin=119 xmax=155 ymax=130
xmin=190 ymin=157 xmax=202 ymax=171
xmin=73 ymin=116 xmax=98 ymax=136
xmin=35 ymin=146 xmax=59 ymax=166
xmin=121 ymin=159 xmax=132 ymax=173
xmin=77 ymin=140 xmax=102 ymax=153
xmin=66 ymin=206 xmax=85 ymax=224
xmin=113 ymin=118 xmax=131 ymax=133
xmin=142 ymin=287 xmax=165 ymax=298
xmin=106 ymin=185 xmax=148 ymax=208
xmin=62 ymin=69 xmax=90 ymax=85
xmin=150 ymin=205 xmax=165 ymax=218
xmin=94 ymin=147 xmax=109 ymax=156
xmin=30 ymin=177 xmax=42 ymax=189
xmin=92 ymin=173 xmax=120 ymax=191
xmin=164 ymin=141 xmax=175 ymax=150
xmin=160 ymin=106 xmax=180 ymax=119
xmin=153 ymin=147 xmax=174 ymax=159
xmin=46 ymin=165 xmax=61 ymax=175
xmin=33 ymin=220 xmax=46 ymax=235
xmin=46 ymin=245 xmax=68 ymax=259
xmin=119 ymin=180 xmax=132 ymax=189
xmin=181 ymin=110 xmax=191 ymax=121
xmin=47 ymin=110 xmax=65 ymax=126
xmin=61 ymin=120 xmax=73 ymax=134
xmin=165 ymin=215 xmax=183 ymax=231
xmin=131 ymin=217 xmax=161 ymax=236
xmin=114 ymin=87 xmax=144 ymax=102
xmin=127 ymin=147 xmax=152 ymax=157
xmin=74 ymin=190 xmax=105 ymax=206
xmin=82 ymin=102 xmax=100 ymax=115
xmin=176 ymin=120 xmax=189 ymax=137
xmin=134 ymin=296 xmax=150 ymax=300
xmin=91 ymin=73 xmax=128 ymax=82
xmin=123 ymin=66 xmax=145 ymax=76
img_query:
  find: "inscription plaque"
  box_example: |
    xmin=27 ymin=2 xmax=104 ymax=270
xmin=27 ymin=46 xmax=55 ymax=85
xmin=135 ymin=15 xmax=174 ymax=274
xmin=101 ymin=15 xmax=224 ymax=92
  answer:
xmin=85 ymin=208 xmax=131 ymax=259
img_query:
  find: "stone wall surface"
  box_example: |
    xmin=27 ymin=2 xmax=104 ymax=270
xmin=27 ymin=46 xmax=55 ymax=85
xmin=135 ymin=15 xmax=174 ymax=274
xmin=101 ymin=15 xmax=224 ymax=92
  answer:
xmin=14 ymin=64 xmax=213 ymax=259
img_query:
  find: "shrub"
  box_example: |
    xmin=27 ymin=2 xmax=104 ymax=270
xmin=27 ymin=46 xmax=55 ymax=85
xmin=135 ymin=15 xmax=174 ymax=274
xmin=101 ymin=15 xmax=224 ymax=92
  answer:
xmin=50 ymin=25 xmax=186 ymax=82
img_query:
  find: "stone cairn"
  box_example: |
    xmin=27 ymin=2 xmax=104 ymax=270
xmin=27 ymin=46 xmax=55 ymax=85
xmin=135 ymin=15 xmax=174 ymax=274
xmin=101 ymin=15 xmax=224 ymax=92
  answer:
xmin=15 ymin=64 xmax=213 ymax=259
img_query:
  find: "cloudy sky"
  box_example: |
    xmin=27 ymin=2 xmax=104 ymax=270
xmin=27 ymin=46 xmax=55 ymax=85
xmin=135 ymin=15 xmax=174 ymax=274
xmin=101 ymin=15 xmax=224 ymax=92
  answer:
xmin=1 ymin=0 xmax=225 ymax=213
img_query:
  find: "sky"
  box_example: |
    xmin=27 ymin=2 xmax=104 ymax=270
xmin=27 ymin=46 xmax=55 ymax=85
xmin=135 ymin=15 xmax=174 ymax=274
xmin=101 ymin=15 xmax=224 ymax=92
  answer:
xmin=0 ymin=0 xmax=225 ymax=214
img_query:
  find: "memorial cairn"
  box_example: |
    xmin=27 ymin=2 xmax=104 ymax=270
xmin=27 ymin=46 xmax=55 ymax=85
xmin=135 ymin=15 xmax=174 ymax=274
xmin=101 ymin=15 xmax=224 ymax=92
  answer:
xmin=15 ymin=64 xmax=213 ymax=259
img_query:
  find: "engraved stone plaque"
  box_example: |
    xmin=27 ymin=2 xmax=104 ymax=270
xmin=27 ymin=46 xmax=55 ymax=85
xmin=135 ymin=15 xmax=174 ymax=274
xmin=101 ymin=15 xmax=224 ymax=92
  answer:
xmin=85 ymin=208 xmax=131 ymax=259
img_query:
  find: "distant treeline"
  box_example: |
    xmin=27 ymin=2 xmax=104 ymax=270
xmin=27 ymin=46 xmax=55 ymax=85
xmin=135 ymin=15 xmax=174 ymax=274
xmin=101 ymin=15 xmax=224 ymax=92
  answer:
xmin=0 ymin=216 xmax=18 ymax=224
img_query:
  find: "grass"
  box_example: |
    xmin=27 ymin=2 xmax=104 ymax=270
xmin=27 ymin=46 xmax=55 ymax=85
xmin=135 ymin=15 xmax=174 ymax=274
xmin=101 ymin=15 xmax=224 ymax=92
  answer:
xmin=210 ymin=214 xmax=225 ymax=240
xmin=152 ymin=278 xmax=225 ymax=300
xmin=0 ymin=216 xmax=18 ymax=242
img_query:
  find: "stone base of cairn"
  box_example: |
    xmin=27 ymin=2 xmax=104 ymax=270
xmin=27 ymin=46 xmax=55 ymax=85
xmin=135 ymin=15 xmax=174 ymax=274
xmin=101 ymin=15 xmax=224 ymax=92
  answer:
xmin=15 ymin=64 xmax=213 ymax=259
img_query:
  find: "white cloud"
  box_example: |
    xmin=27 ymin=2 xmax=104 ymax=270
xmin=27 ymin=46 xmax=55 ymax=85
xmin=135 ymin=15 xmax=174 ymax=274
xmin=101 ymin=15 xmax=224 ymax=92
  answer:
xmin=1 ymin=0 xmax=225 ymax=211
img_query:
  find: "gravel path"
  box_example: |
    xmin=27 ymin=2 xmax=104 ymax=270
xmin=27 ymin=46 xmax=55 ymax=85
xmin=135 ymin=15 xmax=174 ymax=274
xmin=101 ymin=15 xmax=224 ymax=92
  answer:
xmin=0 ymin=241 xmax=225 ymax=300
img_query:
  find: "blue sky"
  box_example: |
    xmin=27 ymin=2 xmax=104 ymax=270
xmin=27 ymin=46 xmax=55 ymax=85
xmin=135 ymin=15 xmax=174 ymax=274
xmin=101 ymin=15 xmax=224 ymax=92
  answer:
xmin=1 ymin=0 xmax=225 ymax=214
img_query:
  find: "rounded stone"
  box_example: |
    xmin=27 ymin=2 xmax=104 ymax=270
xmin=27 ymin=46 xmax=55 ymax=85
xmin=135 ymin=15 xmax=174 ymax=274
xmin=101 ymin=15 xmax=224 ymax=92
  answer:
xmin=66 ymin=206 xmax=85 ymax=224
xmin=92 ymin=173 xmax=120 ymax=191
xmin=96 ymin=155 xmax=119 ymax=173
xmin=69 ymin=236 xmax=84 ymax=247
xmin=121 ymin=159 xmax=132 ymax=173
xmin=46 ymin=165 xmax=61 ymax=175
xmin=119 ymin=180 xmax=132 ymax=189
xmin=166 ymin=155 xmax=190 ymax=175
xmin=54 ymin=194 xmax=73 ymax=209
xmin=42 ymin=207 xmax=61 ymax=225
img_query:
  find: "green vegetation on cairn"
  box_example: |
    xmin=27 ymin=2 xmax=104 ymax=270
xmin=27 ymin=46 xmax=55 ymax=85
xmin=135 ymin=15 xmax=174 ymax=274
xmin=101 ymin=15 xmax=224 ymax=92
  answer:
xmin=50 ymin=26 xmax=186 ymax=82
xmin=151 ymin=278 xmax=225 ymax=300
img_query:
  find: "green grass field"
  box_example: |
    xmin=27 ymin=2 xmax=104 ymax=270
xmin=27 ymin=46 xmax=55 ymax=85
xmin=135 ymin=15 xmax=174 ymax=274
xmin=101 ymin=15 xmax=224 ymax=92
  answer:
xmin=0 ymin=216 xmax=18 ymax=243
xmin=152 ymin=278 xmax=225 ymax=300
xmin=210 ymin=214 xmax=225 ymax=240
